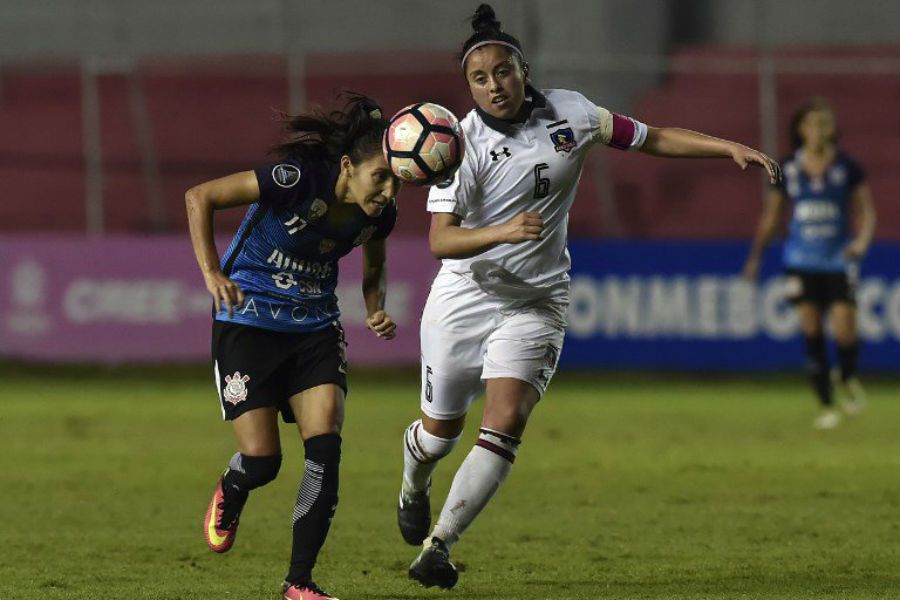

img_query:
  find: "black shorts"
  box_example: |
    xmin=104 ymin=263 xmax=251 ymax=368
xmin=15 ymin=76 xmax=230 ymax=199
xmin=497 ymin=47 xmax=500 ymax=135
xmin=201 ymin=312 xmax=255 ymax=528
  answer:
xmin=211 ymin=320 xmax=348 ymax=422
xmin=784 ymin=268 xmax=857 ymax=308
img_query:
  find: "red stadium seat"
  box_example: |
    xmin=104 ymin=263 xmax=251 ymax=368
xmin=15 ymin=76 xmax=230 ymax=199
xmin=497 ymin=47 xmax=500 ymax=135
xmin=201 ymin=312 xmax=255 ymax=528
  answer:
xmin=0 ymin=47 xmax=897 ymax=241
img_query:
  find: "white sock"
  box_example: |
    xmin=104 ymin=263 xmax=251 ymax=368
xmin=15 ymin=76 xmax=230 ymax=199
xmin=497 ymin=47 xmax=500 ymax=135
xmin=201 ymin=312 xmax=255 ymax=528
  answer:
xmin=402 ymin=419 xmax=460 ymax=498
xmin=431 ymin=428 xmax=520 ymax=550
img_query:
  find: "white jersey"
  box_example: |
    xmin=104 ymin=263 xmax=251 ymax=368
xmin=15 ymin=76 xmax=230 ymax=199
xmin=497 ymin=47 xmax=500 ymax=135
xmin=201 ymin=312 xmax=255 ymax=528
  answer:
xmin=427 ymin=88 xmax=647 ymax=304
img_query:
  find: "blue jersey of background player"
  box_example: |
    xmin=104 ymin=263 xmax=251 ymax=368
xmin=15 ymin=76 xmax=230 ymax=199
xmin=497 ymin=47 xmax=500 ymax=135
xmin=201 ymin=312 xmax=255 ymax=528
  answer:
xmin=744 ymin=98 xmax=876 ymax=430
xmin=186 ymin=93 xmax=400 ymax=600
xmin=779 ymin=147 xmax=864 ymax=273
xmin=217 ymin=155 xmax=396 ymax=332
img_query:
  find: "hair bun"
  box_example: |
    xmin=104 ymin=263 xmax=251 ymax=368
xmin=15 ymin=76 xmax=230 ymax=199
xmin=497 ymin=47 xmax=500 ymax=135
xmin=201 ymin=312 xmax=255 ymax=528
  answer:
xmin=356 ymin=96 xmax=383 ymax=120
xmin=471 ymin=3 xmax=501 ymax=33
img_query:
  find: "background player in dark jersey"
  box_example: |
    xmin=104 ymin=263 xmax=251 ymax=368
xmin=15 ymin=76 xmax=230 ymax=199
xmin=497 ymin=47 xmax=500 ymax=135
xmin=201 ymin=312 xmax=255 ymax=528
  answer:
xmin=185 ymin=93 xmax=400 ymax=600
xmin=744 ymin=98 xmax=876 ymax=430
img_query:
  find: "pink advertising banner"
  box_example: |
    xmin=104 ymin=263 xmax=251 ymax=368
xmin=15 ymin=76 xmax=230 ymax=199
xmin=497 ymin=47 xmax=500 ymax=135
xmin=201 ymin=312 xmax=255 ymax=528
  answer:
xmin=0 ymin=235 xmax=437 ymax=364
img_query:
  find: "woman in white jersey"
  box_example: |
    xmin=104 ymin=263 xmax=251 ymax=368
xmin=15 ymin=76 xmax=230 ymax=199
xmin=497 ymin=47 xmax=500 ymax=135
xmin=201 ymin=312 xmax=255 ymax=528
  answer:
xmin=400 ymin=4 xmax=781 ymax=589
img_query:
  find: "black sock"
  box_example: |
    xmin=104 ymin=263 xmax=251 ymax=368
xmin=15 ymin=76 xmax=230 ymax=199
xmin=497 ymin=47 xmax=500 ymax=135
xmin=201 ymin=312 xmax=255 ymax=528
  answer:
xmin=286 ymin=434 xmax=341 ymax=585
xmin=837 ymin=343 xmax=859 ymax=382
xmin=220 ymin=453 xmax=282 ymax=526
xmin=804 ymin=335 xmax=832 ymax=406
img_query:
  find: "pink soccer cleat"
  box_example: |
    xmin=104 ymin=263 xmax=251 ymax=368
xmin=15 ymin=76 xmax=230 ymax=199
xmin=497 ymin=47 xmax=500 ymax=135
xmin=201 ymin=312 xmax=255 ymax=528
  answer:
xmin=282 ymin=581 xmax=339 ymax=600
xmin=203 ymin=477 xmax=240 ymax=553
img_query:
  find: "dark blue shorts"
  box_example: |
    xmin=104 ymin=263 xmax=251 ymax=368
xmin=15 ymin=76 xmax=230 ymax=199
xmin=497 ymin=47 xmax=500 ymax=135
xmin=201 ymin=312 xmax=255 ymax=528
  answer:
xmin=784 ymin=269 xmax=857 ymax=309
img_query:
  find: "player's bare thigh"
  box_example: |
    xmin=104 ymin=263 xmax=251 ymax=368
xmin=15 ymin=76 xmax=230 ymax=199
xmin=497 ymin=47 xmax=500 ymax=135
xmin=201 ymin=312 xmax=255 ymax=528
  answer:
xmin=421 ymin=413 xmax=467 ymax=438
xmin=830 ymin=301 xmax=857 ymax=345
xmin=289 ymin=383 xmax=345 ymax=440
xmin=796 ymin=301 xmax=825 ymax=337
xmin=420 ymin=378 xmax=541 ymax=439
xmin=232 ymin=406 xmax=281 ymax=455
xmin=420 ymin=377 xmax=540 ymax=439
xmin=483 ymin=377 xmax=540 ymax=438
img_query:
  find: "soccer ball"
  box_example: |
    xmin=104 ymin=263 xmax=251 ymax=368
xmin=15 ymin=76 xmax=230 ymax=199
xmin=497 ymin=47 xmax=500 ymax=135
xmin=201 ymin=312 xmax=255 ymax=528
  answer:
xmin=383 ymin=102 xmax=465 ymax=186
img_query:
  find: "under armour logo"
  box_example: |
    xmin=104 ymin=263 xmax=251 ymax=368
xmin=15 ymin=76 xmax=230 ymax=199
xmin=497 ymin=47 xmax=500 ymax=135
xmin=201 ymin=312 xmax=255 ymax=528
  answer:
xmin=490 ymin=147 xmax=512 ymax=161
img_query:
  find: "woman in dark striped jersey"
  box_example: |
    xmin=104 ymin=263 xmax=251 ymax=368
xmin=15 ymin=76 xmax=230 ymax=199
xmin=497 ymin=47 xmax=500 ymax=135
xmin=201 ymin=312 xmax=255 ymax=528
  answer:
xmin=744 ymin=98 xmax=876 ymax=430
xmin=186 ymin=93 xmax=400 ymax=600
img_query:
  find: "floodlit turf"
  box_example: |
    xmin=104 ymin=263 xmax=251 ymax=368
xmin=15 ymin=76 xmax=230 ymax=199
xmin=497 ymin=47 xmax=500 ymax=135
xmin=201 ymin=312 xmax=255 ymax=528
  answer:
xmin=2 ymin=365 xmax=899 ymax=599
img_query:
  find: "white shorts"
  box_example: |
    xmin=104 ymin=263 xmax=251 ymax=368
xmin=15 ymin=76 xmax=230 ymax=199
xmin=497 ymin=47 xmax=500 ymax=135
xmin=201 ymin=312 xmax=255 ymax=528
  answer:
xmin=419 ymin=271 xmax=567 ymax=420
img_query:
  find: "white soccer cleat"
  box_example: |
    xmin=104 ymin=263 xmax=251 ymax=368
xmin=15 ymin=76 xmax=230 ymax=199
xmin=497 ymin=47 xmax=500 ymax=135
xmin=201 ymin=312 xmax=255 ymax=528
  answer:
xmin=832 ymin=370 xmax=867 ymax=416
xmin=813 ymin=408 xmax=842 ymax=430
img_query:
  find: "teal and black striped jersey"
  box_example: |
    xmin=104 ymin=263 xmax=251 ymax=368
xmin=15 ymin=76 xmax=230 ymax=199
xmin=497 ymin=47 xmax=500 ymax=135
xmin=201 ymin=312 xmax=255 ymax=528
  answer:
xmin=216 ymin=158 xmax=396 ymax=332
xmin=777 ymin=150 xmax=864 ymax=273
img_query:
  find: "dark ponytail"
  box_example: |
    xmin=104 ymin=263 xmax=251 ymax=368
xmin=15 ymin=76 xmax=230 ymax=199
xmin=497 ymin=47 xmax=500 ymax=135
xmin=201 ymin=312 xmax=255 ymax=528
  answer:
xmin=272 ymin=92 xmax=388 ymax=164
xmin=458 ymin=3 xmax=525 ymax=69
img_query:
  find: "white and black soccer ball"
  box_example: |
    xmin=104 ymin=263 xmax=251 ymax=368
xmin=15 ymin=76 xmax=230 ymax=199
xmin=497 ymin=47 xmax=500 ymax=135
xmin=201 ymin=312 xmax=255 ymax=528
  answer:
xmin=383 ymin=102 xmax=465 ymax=186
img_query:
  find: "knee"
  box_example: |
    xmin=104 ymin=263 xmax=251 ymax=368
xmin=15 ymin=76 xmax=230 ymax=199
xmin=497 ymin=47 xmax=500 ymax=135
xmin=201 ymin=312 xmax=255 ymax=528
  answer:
xmin=483 ymin=380 xmax=540 ymax=436
xmin=833 ymin=326 xmax=856 ymax=347
xmin=834 ymin=334 xmax=855 ymax=347
xmin=407 ymin=419 xmax=461 ymax=463
xmin=798 ymin=311 xmax=824 ymax=338
xmin=241 ymin=440 xmax=280 ymax=457
xmin=801 ymin=322 xmax=824 ymax=338
xmin=483 ymin=402 xmax=532 ymax=436
xmin=323 ymin=403 xmax=345 ymax=433
xmin=232 ymin=453 xmax=282 ymax=488
xmin=422 ymin=414 xmax=465 ymax=439
xmin=299 ymin=405 xmax=344 ymax=440
xmin=301 ymin=422 xmax=342 ymax=439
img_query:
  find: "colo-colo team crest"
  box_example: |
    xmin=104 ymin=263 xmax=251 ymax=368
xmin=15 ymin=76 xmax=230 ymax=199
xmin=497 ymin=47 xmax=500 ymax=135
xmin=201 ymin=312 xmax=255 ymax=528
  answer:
xmin=549 ymin=127 xmax=577 ymax=153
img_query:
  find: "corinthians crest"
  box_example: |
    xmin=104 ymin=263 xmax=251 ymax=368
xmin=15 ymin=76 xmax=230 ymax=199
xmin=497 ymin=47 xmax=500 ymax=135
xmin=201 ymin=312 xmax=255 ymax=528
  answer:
xmin=223 ymin=371 xmax=250 ymax=405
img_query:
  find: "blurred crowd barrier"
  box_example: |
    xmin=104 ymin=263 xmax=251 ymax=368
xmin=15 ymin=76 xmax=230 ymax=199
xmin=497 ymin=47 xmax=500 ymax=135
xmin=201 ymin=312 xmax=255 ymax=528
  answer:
xmin=2 ymin=44 xmax=899 ymax=368
xmin=3 ymin=235 xmax=899 ymax=370
xmin=564 ymin=240 xmax=900 ymax=371
xmin=1 ymin=45 xmax=898 ymax=239
xmin=1 ymin=236 xmax=437 ymax=364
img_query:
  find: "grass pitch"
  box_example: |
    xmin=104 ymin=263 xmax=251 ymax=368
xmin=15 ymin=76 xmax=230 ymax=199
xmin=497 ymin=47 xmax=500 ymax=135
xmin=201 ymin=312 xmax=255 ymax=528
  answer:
xmin=2 ymin=365 xmax=899 ymax=599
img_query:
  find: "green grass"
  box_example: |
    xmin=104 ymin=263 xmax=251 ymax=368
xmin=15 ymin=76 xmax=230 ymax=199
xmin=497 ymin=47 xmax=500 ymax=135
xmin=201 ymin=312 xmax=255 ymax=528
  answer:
xmin=2 ymin=366 xmax=899 ymax=599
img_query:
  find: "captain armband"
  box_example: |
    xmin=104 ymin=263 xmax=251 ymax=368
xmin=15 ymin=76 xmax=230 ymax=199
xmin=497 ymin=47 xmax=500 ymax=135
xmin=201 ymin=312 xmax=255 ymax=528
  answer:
xmin=596 ymin=107 xmax=648 ymax=151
